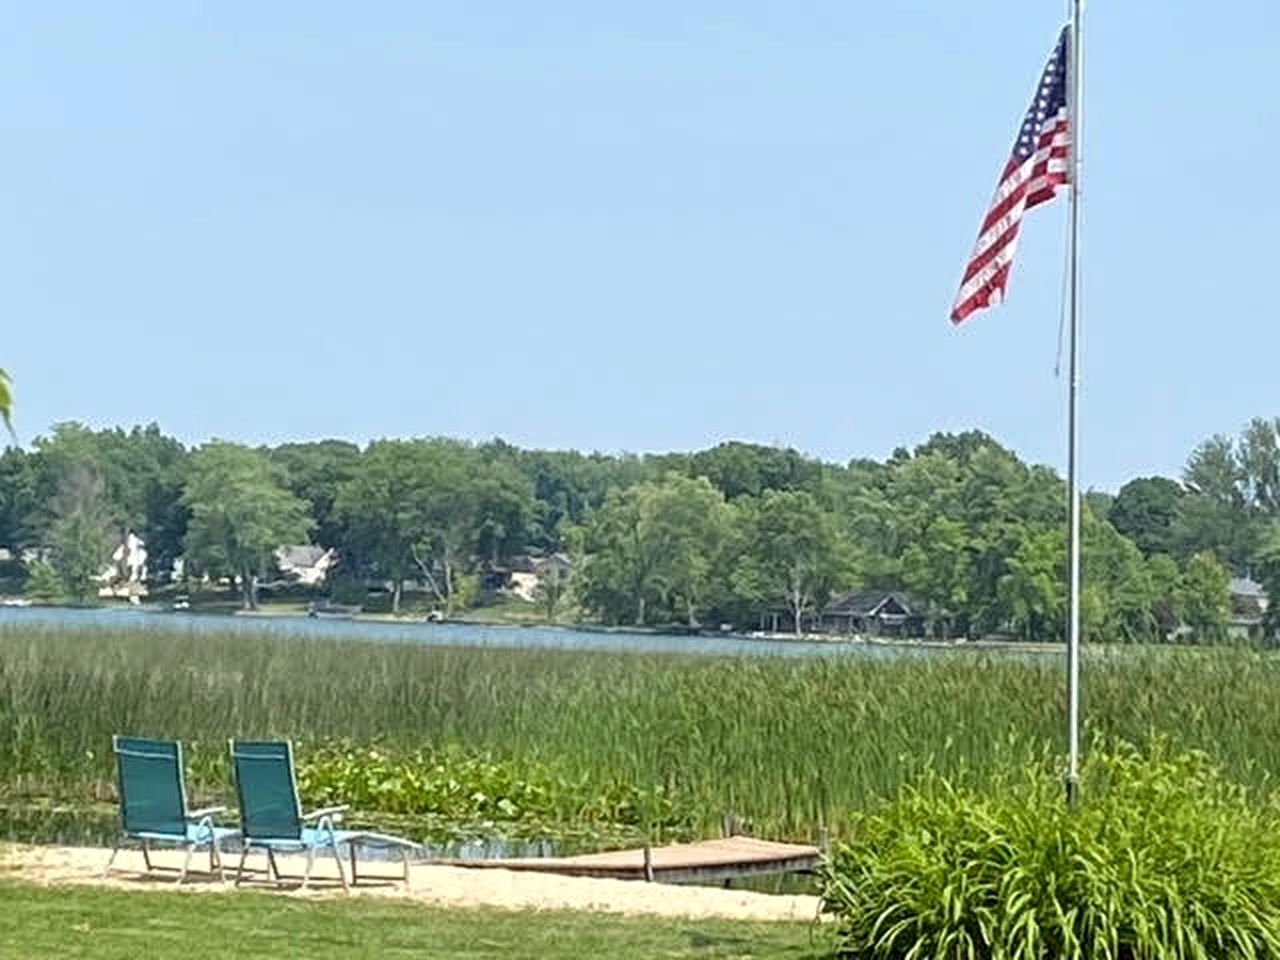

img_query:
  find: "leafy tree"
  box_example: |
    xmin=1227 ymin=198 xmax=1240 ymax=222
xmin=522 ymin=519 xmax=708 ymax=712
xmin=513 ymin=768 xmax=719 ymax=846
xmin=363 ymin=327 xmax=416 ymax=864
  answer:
xmin=32 ymin=423 xmax=188 ymax=576
xmin=24 ymin=560 xmax=63 ymax=601
xmin=1109 ymin=477 xmax=1185 ymax=556
xmin=1177 ymin=434 xmax=1259 ymax=570
xmin=269 ymin=440 xmax=362 ymax=550
xmin=1238 ymin=417 xmax=1280 ymax=513
xmin=1251 ymin=522 xmax=1280 ymax=641
xmin=533 ymin=564 xmax=571 ymax=623
xmin=0 ymin=448 xmax=39 ymax=549
xmin=1180 ymin=551 xmax=1231 ymax=643
xmin=1084 ymin=490 xmax=1114 ymax=523
xmin=334 ymin=440 xmax=432 ymax=614
xmin=1146 ymin=554 xmax=1183 ymax=640
xmin=650 ymin=476 xmax=732 ymax=626
xmin=997 ymin=529 xmax=1065 ymax=642
xmin=334 ymin=439 xmax=491 ymax=614
xmin=900 ymin=516 xmax=971 ymax=639
xmin=680 ymin=442 xmax=821 ymax=500
xmin=1083 ymin=513 xmax=1156 ymax=643
xmin=512 ymin=448 xmax=653 ymax=550
xmin=43 ymin=458 xmax=112 ymax=604
xmin=182 ymin=442 xmax=313 ymax=609
xmin=470 ymin=454 xmax=537 ymax=566
xmin=576 ymin=475 xmax=730 ymax=626
xmin=49 ymin=510 xmax=109 ymax=604
xmin=730 ymin=490 xmax=844 ymax=636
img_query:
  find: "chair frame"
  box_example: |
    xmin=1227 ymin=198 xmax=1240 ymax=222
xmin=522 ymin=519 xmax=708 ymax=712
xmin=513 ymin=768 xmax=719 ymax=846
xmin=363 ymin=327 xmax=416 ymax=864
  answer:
xmin=229 ymin=739 xmax=415 ymax=892
xmin=105 ymin=735 xmax=233 ymax=884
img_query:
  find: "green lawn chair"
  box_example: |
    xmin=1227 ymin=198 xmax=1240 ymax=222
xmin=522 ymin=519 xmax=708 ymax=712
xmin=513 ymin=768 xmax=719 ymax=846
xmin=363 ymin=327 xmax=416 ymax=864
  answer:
xmin=105 ymin=735 xmax=236 ymax=883
xmin=229 ymin=740 xmax=418 ymax=891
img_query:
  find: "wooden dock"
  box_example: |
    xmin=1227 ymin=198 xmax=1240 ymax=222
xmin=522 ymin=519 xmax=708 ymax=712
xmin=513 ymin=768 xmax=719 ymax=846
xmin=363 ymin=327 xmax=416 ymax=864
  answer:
xmin=430 ymin=836 xmax=821 ymax=885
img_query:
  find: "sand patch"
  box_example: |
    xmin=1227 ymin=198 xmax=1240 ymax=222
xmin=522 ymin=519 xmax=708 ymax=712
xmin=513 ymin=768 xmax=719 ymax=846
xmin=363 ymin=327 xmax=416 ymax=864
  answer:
xmin=0 ymin=843 xmax=823 ymax=923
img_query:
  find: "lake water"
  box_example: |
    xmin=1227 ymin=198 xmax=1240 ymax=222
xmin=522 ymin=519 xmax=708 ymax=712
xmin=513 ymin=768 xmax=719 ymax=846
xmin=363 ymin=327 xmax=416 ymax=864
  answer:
xmin=0 ymin=604 xmax=960 ymax=659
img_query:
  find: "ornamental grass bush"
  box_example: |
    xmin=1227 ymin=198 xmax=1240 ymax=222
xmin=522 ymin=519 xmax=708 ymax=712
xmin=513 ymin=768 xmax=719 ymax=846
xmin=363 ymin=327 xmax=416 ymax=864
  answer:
xmin=822 ymin=740 xmax=1280 ymax=959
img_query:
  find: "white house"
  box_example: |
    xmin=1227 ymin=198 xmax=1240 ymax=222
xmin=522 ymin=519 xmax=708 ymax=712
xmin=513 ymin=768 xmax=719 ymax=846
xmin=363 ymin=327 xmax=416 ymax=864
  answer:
xmin=274 ymin=545 xmax=339 ymax=587
xmin=508 ymin=553 xmax=574 ymax=602
xmin=97 ymin=531 xmax=149 ymax=601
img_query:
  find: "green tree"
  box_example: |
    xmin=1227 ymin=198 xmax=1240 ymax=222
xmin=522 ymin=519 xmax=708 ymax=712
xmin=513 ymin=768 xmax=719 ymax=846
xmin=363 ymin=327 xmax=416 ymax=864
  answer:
xmin=1251 ymin=522 xmax=1280 ymax=641
xmin=996 ymin=529 xmax=1065 ymax=642
xmin=0 ymin=448 xmax=39 ymax=550
xmin=49 ymin=510 xmax=109 ymax=603
xmin=1083 ymin=513 xmax=1156 ymax=643
xmin=33 ymin=423 xmax=188 ymax=577
xmin=335 ymin=440 xmax=433 ymax=614
xmin=182 ymin=442 xmax=313 ymax=609
xmin=1238 ymin=417 xmax=1280 ymax=513
xmin=23 ymin=560 xmax=63 ymax=602
xmin=1109 ymin=477 xmax=1184 ymax=556
xmin=680 ymin=441 xmax=821 ymax=500
xmin=269 ymin=440 xmax=362 ymax=550
xmin=532 ymin=562 xmax=572 ymax=623
xmin=470 ymin=454 xmax=537 ymax=567
xmin=900 ymin=516 xmax=971 ymax=639
xmin=576 ymin=475 xmax=730 ymax=627
xmin=334 ymin=439 xmax=492 ymax=614
xmin=1180 ymin=551 xmax=1231 ymax=643
xmin=730 ymin=490 xmax=844 ymax=636
xmin=1177 ymin=434 xmax=1259 ymax=569
xmin=512 ymin=448 xmax=654 ymax=550
xmin=43 ymin=458 xmax=112 ymax=604
xmin=1146 ymin=553 xmax=1183 ymax=640
xmin=651 ymin=475 xmax=732 ymax=627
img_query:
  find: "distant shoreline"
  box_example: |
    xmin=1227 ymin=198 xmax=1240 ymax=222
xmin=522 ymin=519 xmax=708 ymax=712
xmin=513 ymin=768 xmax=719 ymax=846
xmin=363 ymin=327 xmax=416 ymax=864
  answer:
xmin=3 ymin=596 xmax=1070 ymax=653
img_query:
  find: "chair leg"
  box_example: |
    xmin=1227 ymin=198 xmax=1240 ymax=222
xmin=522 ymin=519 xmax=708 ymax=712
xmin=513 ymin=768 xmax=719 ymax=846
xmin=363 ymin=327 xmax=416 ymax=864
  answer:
xmin=330 ymin=843 xmax=349 ymax=894
xmin=234 ymin=845 xmax=251 ymax=888
xmin=210 ymin=840 xmax=226 ymax=883
xmin=349 ymin=843 xmax=358 ymax=887
xmin=176 ymin=844 xmax=194 ymax=885
xmin=300 ymin=846 xmax=316 ymax=891
xmin=402 ymin=848 xmax=411 ymax=887
xmin=141 ymin=840 xmax=153 ymax=873
xmin=267 ymin=849 xmax=281 ymax=886
xmin=103 ymin=842 xmax=121 ymax=879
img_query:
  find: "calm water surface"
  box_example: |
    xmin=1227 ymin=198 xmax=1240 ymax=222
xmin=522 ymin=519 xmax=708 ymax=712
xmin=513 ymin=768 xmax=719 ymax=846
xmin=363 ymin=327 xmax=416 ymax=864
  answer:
xmin=0 ymin=605 xmax=966 ymax=659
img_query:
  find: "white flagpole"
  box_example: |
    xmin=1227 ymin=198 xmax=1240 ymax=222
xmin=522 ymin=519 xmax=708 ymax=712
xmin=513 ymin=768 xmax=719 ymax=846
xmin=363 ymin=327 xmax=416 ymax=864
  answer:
xmin=1065 ymin=0 xmax=1084 ymax=806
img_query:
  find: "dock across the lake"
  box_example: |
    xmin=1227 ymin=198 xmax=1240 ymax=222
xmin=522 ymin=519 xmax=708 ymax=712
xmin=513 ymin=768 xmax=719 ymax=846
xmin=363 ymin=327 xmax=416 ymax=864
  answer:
xmin=429 ymin=836 xmax=821 ymax=885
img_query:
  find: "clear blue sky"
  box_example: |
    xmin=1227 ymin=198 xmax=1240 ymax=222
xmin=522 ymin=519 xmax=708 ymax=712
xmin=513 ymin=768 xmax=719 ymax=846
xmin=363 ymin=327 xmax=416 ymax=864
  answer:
xmin=3 ymin=2 xmax=1274 ymax=491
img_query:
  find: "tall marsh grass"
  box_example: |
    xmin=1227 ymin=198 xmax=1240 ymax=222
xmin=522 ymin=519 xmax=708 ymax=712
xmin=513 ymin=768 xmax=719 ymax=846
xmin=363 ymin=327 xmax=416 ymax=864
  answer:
xmin=5 ymin=623 xmax=1280 ymax=840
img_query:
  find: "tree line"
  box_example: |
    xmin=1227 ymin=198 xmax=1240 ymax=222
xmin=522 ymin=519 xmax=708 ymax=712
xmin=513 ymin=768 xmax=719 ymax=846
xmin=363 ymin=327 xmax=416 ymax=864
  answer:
xmin=3 ymin=418 xmax=1279 ymax=640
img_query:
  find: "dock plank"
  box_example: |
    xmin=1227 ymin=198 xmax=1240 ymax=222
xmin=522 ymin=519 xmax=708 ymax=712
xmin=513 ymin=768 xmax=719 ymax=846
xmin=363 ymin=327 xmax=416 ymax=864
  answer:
xmin=428 ymin=836 xmax=821 ymax=884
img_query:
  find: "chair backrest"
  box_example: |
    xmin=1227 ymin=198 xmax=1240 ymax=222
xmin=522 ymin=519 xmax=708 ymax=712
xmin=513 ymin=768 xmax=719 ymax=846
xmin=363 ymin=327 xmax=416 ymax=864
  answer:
xmin=230 ymin=740 xmax=303 ymax=841
xmin=113 ymin=736 xmax=188 ymax=838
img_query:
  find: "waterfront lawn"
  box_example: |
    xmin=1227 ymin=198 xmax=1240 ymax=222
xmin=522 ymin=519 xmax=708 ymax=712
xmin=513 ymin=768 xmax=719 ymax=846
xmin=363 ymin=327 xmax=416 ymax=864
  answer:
xmin=0 ymin=881 xmax=827 ymax=959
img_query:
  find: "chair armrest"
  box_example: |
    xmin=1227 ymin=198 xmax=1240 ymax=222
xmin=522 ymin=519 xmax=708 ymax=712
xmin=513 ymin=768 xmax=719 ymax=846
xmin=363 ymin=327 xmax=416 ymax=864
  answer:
xmin=186 ymin=806 xmax=227 ymax=819
xmin=302 ymin=805 xmax=349 ymax=821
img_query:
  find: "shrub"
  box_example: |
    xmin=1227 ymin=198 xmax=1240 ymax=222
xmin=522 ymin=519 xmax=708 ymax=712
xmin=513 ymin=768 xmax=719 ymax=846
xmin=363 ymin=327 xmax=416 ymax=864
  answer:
xmin=822 ymin=741 xmax=1280 ymax=959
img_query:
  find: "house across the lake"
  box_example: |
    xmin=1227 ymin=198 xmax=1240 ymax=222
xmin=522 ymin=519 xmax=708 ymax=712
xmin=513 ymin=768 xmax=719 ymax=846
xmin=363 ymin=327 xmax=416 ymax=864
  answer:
xmin=1229 ymin=576 xmax=1269 ymax=637
xmin=274 ymin=545 xmax=339 ymax=587
xmin=820 ymin=588 xmax=927 ymax=638
xmin=501 ymin=553 xmax=575 ymax=602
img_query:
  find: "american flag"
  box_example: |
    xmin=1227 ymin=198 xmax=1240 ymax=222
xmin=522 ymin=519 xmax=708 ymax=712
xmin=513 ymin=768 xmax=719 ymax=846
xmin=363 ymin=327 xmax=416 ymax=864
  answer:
xmin=951 ymin=26 xmax=1071 ymax=324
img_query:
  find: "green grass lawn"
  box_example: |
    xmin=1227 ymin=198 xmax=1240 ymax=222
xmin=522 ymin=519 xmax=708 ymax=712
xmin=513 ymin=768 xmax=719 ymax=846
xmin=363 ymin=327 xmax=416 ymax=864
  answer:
xmin=0 ymin=882 xmax=829 ymax=960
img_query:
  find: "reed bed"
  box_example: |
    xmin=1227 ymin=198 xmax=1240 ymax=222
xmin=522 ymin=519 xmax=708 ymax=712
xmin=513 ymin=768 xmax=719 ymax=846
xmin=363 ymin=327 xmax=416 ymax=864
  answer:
xmin=4 ymin=623 xmax=1280 ymax=841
